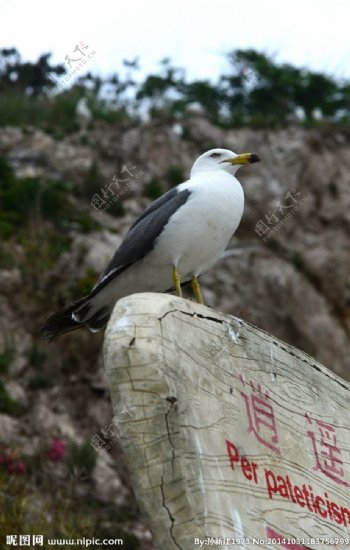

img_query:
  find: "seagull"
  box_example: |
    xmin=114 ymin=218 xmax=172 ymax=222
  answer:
xmin=41 ymin=148 xmax=260 ymax=340
xmin=76 ymin=97 xmax=92 ymax=131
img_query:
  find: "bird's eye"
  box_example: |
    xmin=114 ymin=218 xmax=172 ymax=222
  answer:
xmin=210 ymin=152 xmax=221 ymax=158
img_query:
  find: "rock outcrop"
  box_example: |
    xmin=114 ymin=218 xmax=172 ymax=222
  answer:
xmin=1 ymin=119 xmax=349 ymax=547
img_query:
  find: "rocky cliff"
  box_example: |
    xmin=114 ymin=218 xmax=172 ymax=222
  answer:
xmin=1 ymin=118 xmax=349 ymax=547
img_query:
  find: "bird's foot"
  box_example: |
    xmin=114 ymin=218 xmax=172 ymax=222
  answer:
xmin=191 ymin=276 xmax=204 ymax=305
xmin=172 ymin=266 xmax=183 ymax=298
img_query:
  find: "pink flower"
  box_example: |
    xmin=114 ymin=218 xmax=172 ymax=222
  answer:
xmin=7 ymin=461 xmax=27 ymax=475
xmin=48 ymin=439 xmax=66 ymax=461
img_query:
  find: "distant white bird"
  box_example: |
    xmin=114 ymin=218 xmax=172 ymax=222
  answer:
xmin=76 ymin=98 xmax=92 ymax=131
xmin=312 ymin=108 xmax=323 ymax=121
xmin=171 ymin=122 xmax=184 ymax=137
xmin=41 ymin=148 xmax=260 ymax=340
xmin=295 ymin=106 xmax=305 ymax=121
xmin=186 ymin=102 xmax=206 ymax=116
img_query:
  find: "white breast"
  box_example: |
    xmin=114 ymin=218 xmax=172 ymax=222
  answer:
xmin=155 ymin=171 xmax=244 ymax=277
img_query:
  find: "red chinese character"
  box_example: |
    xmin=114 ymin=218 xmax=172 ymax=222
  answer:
xmin=305 ymin=413 xmax=349 ymax=487
xmin=240 ymin=376 xmax=280 ymax=454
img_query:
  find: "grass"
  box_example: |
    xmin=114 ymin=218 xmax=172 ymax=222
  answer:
xmin=0 ymin=439 xmax=141 ymax=548
xmin=2 ymin=177 xmax=73 ymax=226
xmin=0 ymin=470 xmax=140 ymax=548
xmin=0 ymin=381 xmax=21 ymax=416
xmin=0 ymin=340 xmax=14 ymax=374
xmin=0 ymin=156 xmax=84 ymax=240
xmin=0 ymin=469 xmax=96 ymax=547
xmin=0 ymin=87 xmax=129 ymax=133
xmin=28 ymin=344 xmax=47 ymax=369
xmin=65 ymin=440 xmax=97 ymax=478
xmin=18 ymin=230 xmax=72 ymax=292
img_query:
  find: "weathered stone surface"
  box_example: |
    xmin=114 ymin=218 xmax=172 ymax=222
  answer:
xmin=104 ymin=293 xmax=350 ymax=550
xmin=93 ymin=452 xmax=129 ymax=505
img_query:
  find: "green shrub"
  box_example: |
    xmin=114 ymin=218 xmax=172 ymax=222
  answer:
xmin=166 ymin=165 xmax=185 ymax=187
xmin=143 ymin=178 xmax=163 ymax=199
xmin=0 ymin=381 xmax=20 ymax=415
xmin=0 ymin=340 xmax=14 ymax=374
xmin=66 ymin=440 xmax=97 ymax=478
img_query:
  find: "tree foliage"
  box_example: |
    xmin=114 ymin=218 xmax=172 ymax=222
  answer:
xmin=0 ymin=48 xmax=65 ymax=96
xmin=1 ymin=46 xmax=350 ymax=128
xmin=222 ymin=49 xmax=349 ymax=125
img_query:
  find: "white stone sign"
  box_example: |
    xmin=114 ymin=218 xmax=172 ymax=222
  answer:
xmin=104 ymin=293 xmax=350 ymax=550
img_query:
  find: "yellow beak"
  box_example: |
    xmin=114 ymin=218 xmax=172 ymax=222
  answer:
xmin=222 ymin=153 xmax=260 ymax=165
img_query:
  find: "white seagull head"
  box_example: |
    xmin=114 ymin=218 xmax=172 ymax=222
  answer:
xmin=190 ymin=148 xmax=260 ymax=177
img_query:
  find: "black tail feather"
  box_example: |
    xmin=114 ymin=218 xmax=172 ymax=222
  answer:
xmin=40 ymin=296 xmax=89 ymax=342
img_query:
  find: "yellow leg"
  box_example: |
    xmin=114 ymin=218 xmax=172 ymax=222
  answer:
xmin=191 ymin=276 xmax=204 ymax=304
xmin=172 ymin=266 xmax=182 ymax=298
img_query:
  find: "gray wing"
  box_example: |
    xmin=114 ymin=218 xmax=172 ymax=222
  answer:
xmin=89 ymin=186 xmax=191 ymax=297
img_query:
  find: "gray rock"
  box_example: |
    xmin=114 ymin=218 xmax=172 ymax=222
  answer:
xmin=93 ymin=452 xmax=129 ymax=505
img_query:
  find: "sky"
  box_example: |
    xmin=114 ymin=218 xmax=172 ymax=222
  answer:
xmin=1 ymin=0 xmax=350 ymax=83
